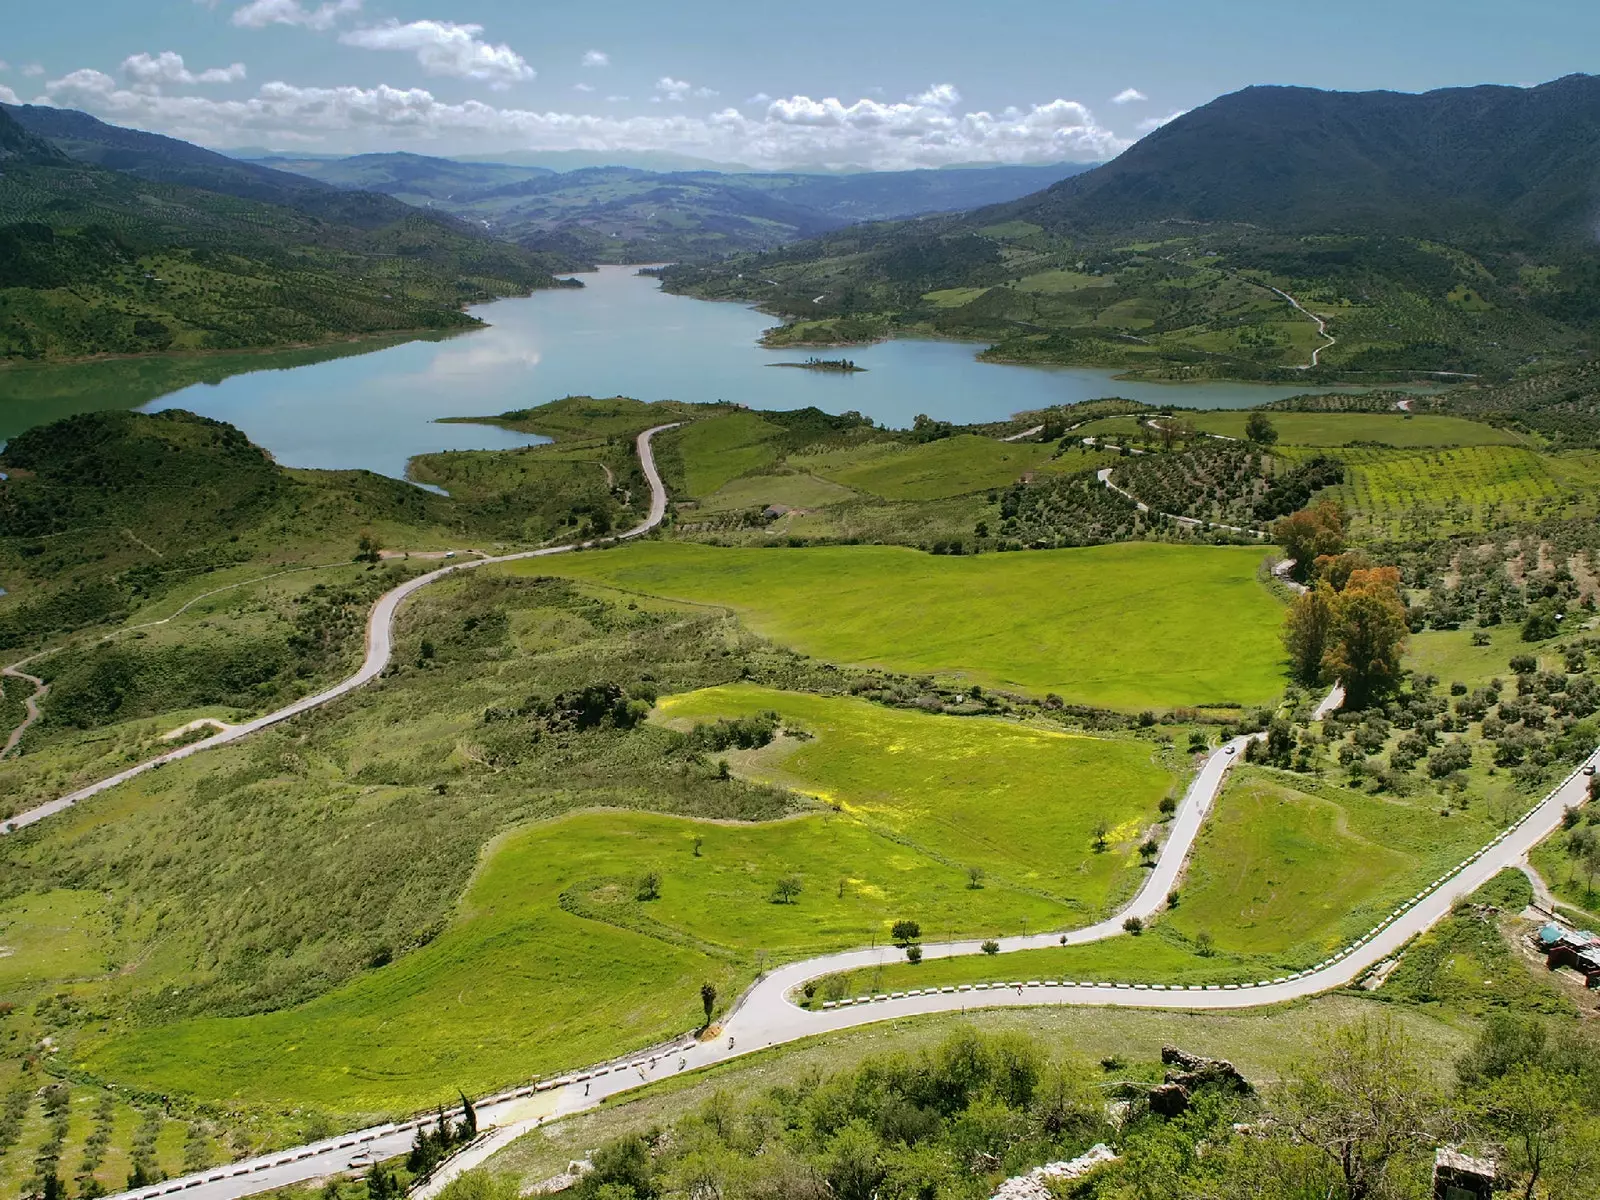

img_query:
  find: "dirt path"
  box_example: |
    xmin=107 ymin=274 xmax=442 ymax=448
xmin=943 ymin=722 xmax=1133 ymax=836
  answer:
xmin=0 ymin=657 xmax=50 ymax=758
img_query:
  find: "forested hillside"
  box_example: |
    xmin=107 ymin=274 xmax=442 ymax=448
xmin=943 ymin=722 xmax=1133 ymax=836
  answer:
xmin=0 ymin=108 xmax=576 ymax=361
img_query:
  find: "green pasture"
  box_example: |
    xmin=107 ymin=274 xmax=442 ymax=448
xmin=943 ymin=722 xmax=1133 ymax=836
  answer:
xmin=1190 ymin=411 xmax=1522 ymax=447
xmin=798 ymin=435 xmax=1063 ymax=501
xmin=696 ymin=470 xmax=858 ymax=514
xmin=0 ymin=890 xmax=109 ymax=991
xmin=671 ymin=411 xmax=784 ymax=497
xmin=656 ymin=685 xmax=1180 ymax=905
xmin=1403 ymin=625 xmax=1573 ymax=693
xmin=1012 ymin=269 xmax=1117 ymax=295
xmin=511 ymin=541 xmax=1289 ymax=711
xmin=456 ymin=396 xmax=702 ymax=440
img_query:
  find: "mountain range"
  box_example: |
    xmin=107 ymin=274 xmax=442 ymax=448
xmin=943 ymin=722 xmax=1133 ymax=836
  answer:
xmin=250 ymin=151 xmax=1091 ymax=262
xmin=664 ymin=75 xmax=1600 ymax=382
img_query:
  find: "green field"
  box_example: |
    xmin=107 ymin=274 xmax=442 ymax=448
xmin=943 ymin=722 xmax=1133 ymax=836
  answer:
xmin=1189 ymin=411 xmax=1523 ymax=447
xmin=799 ymin=435 xmax=1064 ymax=500
xmin=513 ymin=541 xmax=1289 ymax=710
xmin=656 ymin=685 xmax=1181 ymax=905
xmin=696 ymin=469 xmax=859 ymax=514
xmin=670 ymin=412 xmax=785 ymax=497
xmin=81 ymin=685 xmax=1178 ymax=1116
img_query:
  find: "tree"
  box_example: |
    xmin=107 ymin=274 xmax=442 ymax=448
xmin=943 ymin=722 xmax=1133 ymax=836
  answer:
xmin=354 ymin=532 xmax=382 ymax=564
xmin=891 ymin=919 xmax=922 ymax=946
xmin=1092 ymin=819 xmax=1110 ymax=851
xmin=1122 ymin=916 xmax=1144 ymax=935
xmin=1477 ymin=1064 xmax=1581 ymax=1200
xmin=1281 ymin=1017 xmax=1441 ymax=1200
xmin=981 ymin=939 xmax=1000 ymax=955
xmin=1245 ymin=411 xmax=1279 ymax=445
xmin=771 ymin=875 xmax=803 ymax=904
xmin=635 ymin=870 xmax=662 ymax=901
xmin=457 ymin=1092 xmax=477 ymax=1141
xmin=1324 ymin=568 xmax=1409 ymax=709
xmin=905 ymin=944 xmax=923 ymax=964
xmin=700 ymin=982 xmax=717 ymax=1025
xmin=966 ymin=865 xmax=985 ymax=890
xmin=1195 ymin=930 xmax=1215 ymax=957
xmin=1273 ymin=502 xmax=1346 ymax=582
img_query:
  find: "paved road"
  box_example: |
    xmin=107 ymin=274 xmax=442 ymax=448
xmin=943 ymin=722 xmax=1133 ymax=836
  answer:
xmin=0 ymin=425 xmax=680 ymax=835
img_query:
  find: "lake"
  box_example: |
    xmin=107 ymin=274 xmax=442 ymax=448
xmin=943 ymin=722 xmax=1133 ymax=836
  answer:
xmin=1 ymin=266 xmax=1388 ymax=479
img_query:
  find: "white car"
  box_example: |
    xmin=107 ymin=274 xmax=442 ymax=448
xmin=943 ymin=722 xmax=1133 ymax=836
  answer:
xmin=1225 ymin=745 xmax=1237 ymax=756
xmin=1584 ymin=764 xmax=1597 ymax=776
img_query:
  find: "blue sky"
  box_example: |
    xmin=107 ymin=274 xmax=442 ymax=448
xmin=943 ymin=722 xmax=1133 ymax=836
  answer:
xmin=3 ymin=0 xmax=1595 ymax=168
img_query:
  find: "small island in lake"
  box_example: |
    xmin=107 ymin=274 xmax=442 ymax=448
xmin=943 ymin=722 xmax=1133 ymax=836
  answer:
xmin=768 ymin=356 xmax=867 ymax=373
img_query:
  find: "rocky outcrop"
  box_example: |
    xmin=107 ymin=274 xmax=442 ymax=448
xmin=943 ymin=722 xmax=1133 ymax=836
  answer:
xmin=1148 ymin=1046 xmax=1252 ymax=1116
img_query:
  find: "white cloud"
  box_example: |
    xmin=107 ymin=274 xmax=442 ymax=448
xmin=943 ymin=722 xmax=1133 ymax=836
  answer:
xmin=1111 ymin=87 xmax=1146 ymax=105
xmin=38 ymin=72 xmax=1130 ymax=170
xmin=0 ymin=84 xmax=18 ymax=105
xmin=745 ymin=92 xmax=771 ymax=105
xmin=123 ymin=52 xmax=246 ymax=91
xmin=1137 ymin=109 xmax=1185 ymax=132
xmin=581 ymin=50 xmax=609 ymax=68
xmin=232 ymin=0 xmax=361 ymax=30
xmin=340 ymin=21 xmax=534 ymax=86
xmin=693 ymin=86 xmax=719 ymax=99
xmin=573 ymin=82 xmax=595 ymax=93
xmin=0 ymin=61 xmax=10 ymax=73
xmin=605 ymin=95 xmax=629 ymax=103
xmin=655 ymin=76 xmax=691 ymax=102
xmin=22 ymin=64 xmax=46 ymax=78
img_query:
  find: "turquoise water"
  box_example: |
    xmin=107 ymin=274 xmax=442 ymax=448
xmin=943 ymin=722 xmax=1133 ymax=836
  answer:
xmin=3 ymin=266 xmax=1383 ymax=479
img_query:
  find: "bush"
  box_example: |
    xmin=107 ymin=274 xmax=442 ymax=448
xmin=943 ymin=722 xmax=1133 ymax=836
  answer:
xmin=981 ymin=939 xmax=1000 ymax=955
xmin=1123 ymin=916 xmax=1144 ymax=935
xmin=905 ymin=944 xmax=923 ymax=964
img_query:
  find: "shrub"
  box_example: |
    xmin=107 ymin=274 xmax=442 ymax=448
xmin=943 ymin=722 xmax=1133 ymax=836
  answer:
xmin=1123 ymin=916 xmax=1144 ymax=935
xmin=905 ymin=944 xmax=923 ymax=964
xmin=981 ymin=939 xmax=1000 ymax=955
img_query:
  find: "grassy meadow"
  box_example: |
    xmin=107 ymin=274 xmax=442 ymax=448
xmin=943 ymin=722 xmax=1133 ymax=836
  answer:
xmin=1188 ymin=411 xmax=1525 ymax=447
xmin=513 ymin=541 xmax=1288 ymax=711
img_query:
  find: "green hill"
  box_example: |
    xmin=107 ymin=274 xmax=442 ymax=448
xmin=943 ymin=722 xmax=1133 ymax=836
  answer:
xmin=0 ymin=107 xmax=578 ymax=361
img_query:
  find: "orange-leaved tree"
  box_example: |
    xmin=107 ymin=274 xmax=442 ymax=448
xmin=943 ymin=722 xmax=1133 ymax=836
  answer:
xmin=1272 ymin=501 xmax=1346 ymax=583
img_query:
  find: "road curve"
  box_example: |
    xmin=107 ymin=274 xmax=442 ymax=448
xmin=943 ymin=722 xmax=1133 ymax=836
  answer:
xmin=0 ymin=657 xmax=50 ymax=758
xmin=0 ymin=425 xmax=680 ymax=835
xmin=108 ymin=730 xmax=1598 ymax=1200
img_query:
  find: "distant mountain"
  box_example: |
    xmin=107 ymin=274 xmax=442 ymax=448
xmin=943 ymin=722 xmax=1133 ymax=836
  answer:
xmin=0 ymin=107 xmax=573 ymax=362
xmin=986 ymin=74 xmax=1600 ymax=245
xmin=661 ymin=76 xmax=1600 ymax=381
xmin=255 ymin=150 xmax=1092 ymax=262
xmin=4 ymin=105 xmax=518 ymax=234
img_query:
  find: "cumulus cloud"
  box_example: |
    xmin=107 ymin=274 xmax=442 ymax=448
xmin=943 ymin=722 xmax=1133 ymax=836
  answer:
xmin=339 ymin=20 xmax=534 ymax=86
xmin=0 ymin=84 xmax=18 ymax=105
xmin=123 ymin=52 xmax=246 ymax=90
xmin=232 ymin=0 xmax=361 ymax=30
xmin=38 ymin=72 xmax=1130 ymax=170
xmin=581 ymin=50 xmax=609 ymax=68
xmin=1137 ymin=109 xmax=1185 ymax=132
xmin=654 ymin=76 xmax=691 ymax=102
xmin=745 ymin=92 xmax=771 ymax=105
xmin=1111 ymin=87 xmax=1146 ymax=105
xmin=22 ymin=64 xmax=46 ymax=78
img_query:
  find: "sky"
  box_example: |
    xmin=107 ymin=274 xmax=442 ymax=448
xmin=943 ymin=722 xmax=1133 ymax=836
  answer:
xmin=2 ymin=0 xmax=1596 ymax=170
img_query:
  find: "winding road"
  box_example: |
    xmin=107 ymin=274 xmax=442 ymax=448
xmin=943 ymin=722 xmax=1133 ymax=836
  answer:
xmin=105 ymin=714 xmax=1597 ymax=1200
xmin=13 ymin=421 xmax=1598 ymax=1200
xmin=1263 ymin=284 xmax=1336 ymax=369
xmin=0 ymin=424 xmax=680 ymax=836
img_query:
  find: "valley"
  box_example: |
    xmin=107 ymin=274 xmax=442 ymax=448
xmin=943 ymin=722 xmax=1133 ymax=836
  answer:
xmin=3 ymin=38 xmax=1600 ymax=1200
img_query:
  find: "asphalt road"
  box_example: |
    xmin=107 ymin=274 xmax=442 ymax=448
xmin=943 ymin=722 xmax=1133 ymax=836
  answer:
xmin=0 ymin=424 xmax=680 ymax=835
